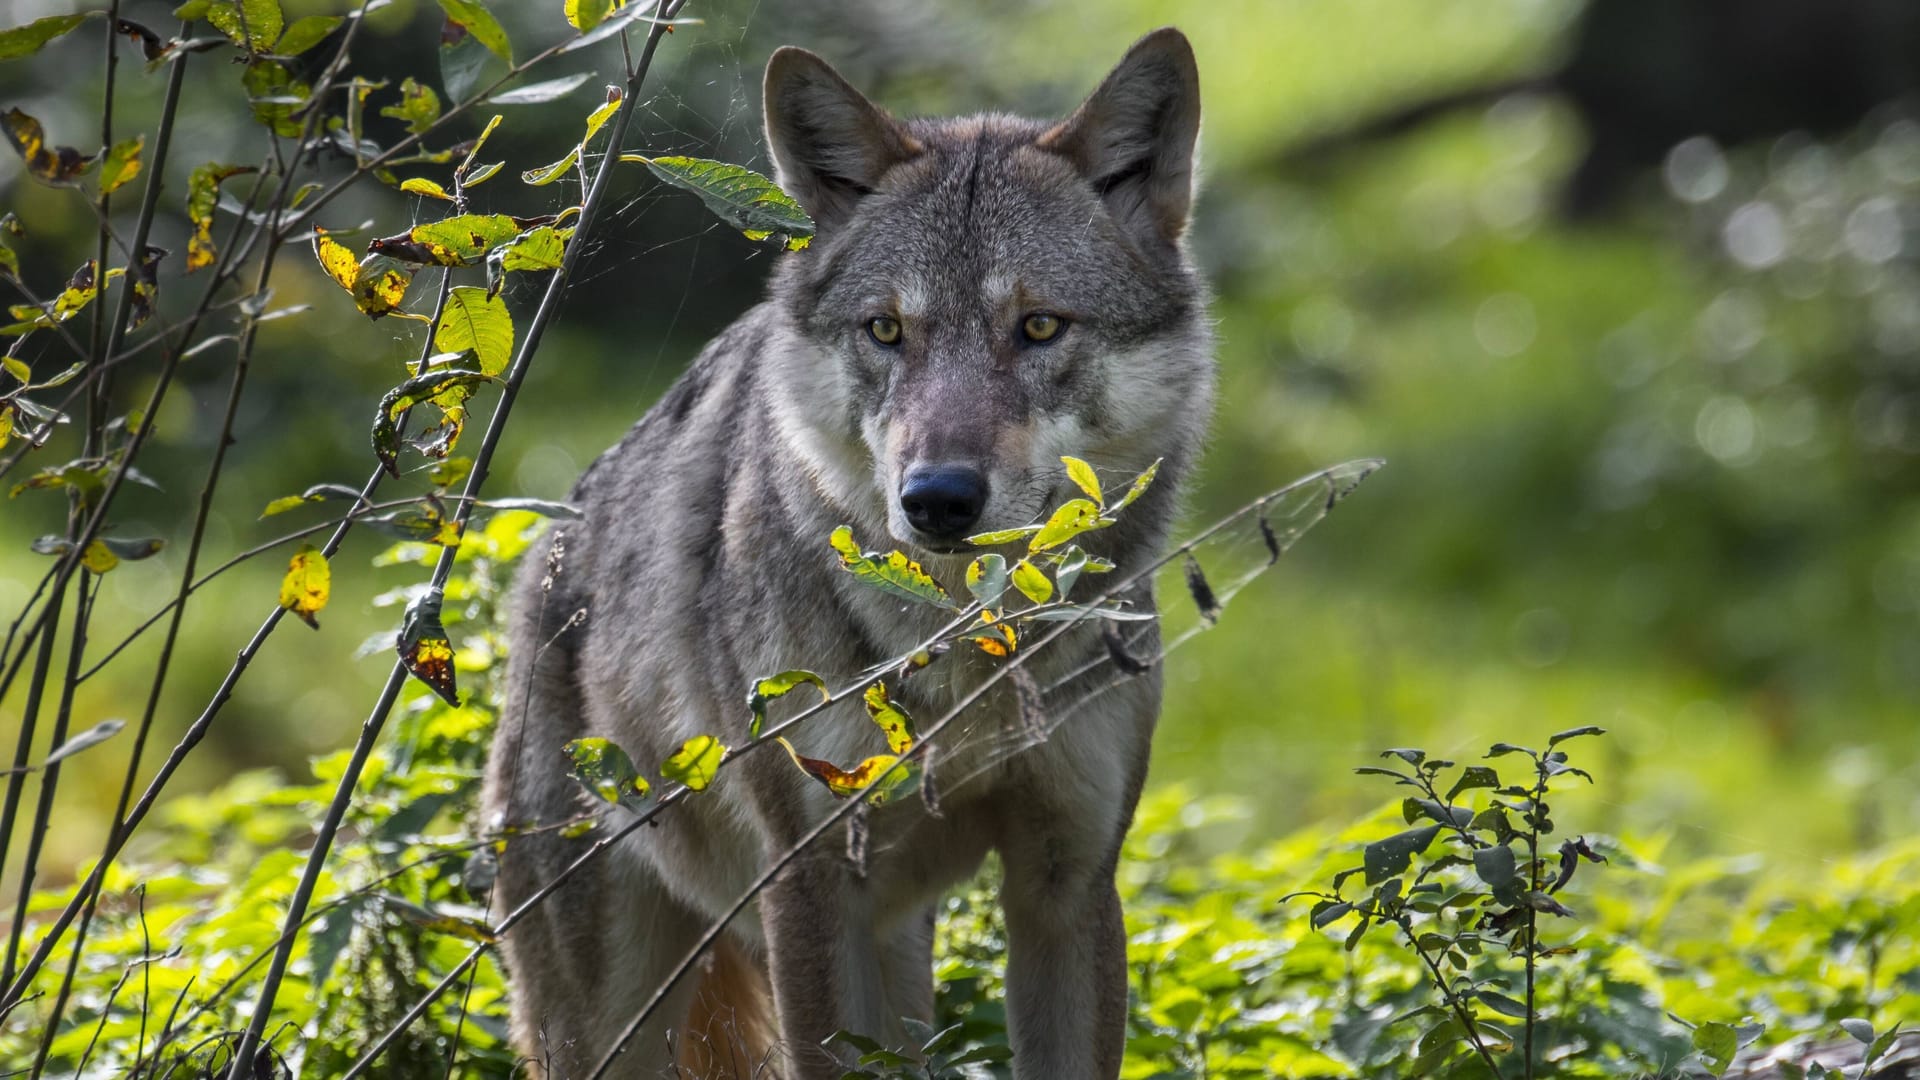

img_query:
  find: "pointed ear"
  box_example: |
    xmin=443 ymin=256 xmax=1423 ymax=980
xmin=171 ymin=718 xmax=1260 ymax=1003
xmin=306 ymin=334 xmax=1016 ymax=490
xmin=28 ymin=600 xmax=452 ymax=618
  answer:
xmin=763 ymin=47 xmax=922 ymax=234
xmin=1039 ymin=28 xmax=1201 ymax=249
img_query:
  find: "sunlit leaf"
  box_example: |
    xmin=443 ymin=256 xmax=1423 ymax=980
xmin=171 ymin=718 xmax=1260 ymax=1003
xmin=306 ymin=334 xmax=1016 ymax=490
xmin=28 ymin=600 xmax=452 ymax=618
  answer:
xmin=965 ymin=524 xmax=1043 ymax=546
xmin=31 ymin=534 xmax=158 ymax=574
xmin=379 ymin=77 xmax=441 ymax=135
xmin=563 ymin=736 xmax=649 ymax=811
xmin=400 ymin=177 xmax=452 ymax=200
xmin=662 ymin=734 xmax=725 ymax=792
xmin=186 ymin=163 xmax=255 ymax=272
xmin=274 ymin=13 xmax=340 ymax=55
xmin=1029 ymin=498 xmax=1108 ymax=553
xmin=0 ymin=13 xmax=100 ymax=61
xmin=462 ymin=160 xmax=504 ymax=187
xmin=402 ymin=213 xmax=526 ymax=266
xmin=863 ymin=682 xmax=915 ymax=754
xmin=434 ymin=286 xmax=513 ymax=376
xmin=98 ymin=135 xmax=143 ymax=195
xmin=203 ymin=0 xmax=283 ymax=51
xmin=746 ymin=669 xmax=828 ymax=739
xmin=966 ymin=609 xmax=1017 ymax=657
xmin=397 ymin=591 xmax=459 ymax=704
xmin=1108 ymin=458 xmax=1160 ymax=513
xmin=521 ymin=90 xmax=621 ymax=185
xmin=278 ymin=543 xmax=330 ymax=629
xmin=775 ymin=738 xmax=916 ymax=805
xmin=496 ymin=225 xmax=567 ymax=271
xmin=435 ymin=0 xmax=511 ymax=61
xmin=312 ymin=227 xmax=359 ymax=291
xmin=2 ymin=108 xmax=94 ymax=185
xmin=828 ymin=525 xmax=957 ymax=609
xmin=1062 ymin=456 xmax=1103 ymax=505
xmin=1010 ymin=558 xmax=1053 ymax=604
xmin=628 ymin=155 xmax=815 ymax=248
xmin=564 ymin=0 xmax=614 ymax=33
xmin=352 ymin=254 xmax=414 ymax=319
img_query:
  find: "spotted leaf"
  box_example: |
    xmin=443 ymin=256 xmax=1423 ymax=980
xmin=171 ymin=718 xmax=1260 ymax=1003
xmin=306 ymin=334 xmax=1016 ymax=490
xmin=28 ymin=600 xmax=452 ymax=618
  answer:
xmin=828 ymin=525 xmax=957 ymax=610
xmin=397 ymin=591 xmax=459 ymax=705
xmin=186 ymin=163 xmax=255 ymax=272
xmin=775 ymin=738 xmax=917 ymax=805
xmin=2 ymin=108 xmax=94 ymax=185
xmin=279 ymin=543 xmax=330 ymax=629
xmin=1028 ymin=498 xmax=1109 ymax=553
xmin=98 ymin=135 xmax=143 ymax=195
xmin=862 ymin=682 xmax=916 ymax=754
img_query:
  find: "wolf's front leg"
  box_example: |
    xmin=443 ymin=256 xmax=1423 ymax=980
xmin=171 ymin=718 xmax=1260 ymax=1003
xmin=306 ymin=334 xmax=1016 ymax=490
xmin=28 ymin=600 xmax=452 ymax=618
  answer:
xmin=999 ymin=836 xmax=1129 ymax=1079
xmin=762 ymin=850 xmax=890 ymax=1078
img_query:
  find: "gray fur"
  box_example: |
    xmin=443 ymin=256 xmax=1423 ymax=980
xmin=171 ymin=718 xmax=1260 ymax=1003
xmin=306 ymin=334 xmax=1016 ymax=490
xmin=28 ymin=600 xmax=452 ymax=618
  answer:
xmin=482 ymin=27 xmax=1212 ymax=1079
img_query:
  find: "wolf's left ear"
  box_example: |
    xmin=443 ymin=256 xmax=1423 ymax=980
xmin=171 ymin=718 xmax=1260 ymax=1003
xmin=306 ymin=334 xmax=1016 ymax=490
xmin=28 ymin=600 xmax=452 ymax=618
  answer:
xmin=1040 ymin=27 xmax=1201 ymax=250
xmin=764 ymin=48 xmax=922 ymax=234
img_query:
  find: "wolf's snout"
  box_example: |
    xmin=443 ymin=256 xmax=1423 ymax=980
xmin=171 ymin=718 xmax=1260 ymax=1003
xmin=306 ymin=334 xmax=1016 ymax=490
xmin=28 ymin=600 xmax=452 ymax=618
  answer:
xmin=900 ymin=466 xmax=986 ymax=538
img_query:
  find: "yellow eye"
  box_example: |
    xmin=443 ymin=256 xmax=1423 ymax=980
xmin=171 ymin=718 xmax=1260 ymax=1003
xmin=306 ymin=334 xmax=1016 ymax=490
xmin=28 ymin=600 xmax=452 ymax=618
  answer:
xmin=1022 ymin=313 xmax=1066 ymax=343
xmin=867 ymin=316 xmax=902 ymax=347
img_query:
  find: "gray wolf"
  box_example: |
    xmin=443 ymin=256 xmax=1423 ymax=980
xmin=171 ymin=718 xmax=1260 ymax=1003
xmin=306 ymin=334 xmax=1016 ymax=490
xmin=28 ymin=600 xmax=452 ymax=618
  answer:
xmin=483 ymin=26 xmax=1211 ymax=1079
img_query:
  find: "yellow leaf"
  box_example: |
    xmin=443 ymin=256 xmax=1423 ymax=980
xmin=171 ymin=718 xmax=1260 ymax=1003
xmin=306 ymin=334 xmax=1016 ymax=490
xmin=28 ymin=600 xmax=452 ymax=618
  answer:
xmin=564 ymin=0 xmax=614 ymax=32
xmin=967 ymin=610 xmax=1017 ymax=657
xmin=774 ymin=738 xmax=914 ymax=803
xmin=400 ymin=177 xmax=452 ymax=200
xmin=98 ymin=135 xmax=143 ymax=195
xmin=80 ymin=540 xmax=118 ymax=574
xmin=1063 ymin=456 xmax=1103 ymax=505
xmin=1010 ymin=558 xmax=1053 ymax=604
xmin=312 ymin=228 xmax=359 ymax=293
xmin=279 ymin=544 xmax=330 ymax=629
xmin=746 ymin=669 xmax=829 ymax=739
xmin=1109 ymin=458 xmax=1162 ymax=513
xmin=828 ymin=525 xmax=956 ymax=609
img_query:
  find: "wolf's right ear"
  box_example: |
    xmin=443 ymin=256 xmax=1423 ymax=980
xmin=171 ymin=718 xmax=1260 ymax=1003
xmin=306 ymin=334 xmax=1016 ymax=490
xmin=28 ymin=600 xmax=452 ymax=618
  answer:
xmin=764 ymin=48 xmax=921 ymax=235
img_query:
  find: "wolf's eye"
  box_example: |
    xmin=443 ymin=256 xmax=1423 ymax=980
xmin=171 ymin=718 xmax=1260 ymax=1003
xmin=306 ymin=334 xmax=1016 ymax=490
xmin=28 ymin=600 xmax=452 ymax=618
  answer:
xmin=1021 ymin=313 xmax=1067 ymax=344
xmin=867 ymin=316 xmax=903 ymax=347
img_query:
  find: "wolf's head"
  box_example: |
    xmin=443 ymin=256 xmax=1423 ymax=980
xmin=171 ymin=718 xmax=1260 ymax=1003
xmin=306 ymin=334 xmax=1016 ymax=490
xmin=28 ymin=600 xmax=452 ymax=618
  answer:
xmin=763 ymin=29 xmax=1214 ymax=554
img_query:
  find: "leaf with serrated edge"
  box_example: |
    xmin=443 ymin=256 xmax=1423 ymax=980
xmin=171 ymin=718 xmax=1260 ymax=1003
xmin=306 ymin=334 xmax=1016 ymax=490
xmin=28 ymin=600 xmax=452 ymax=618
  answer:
xmin=630 ymin=155 xmax=815 ymax=245
xmin=434 ymin=286 xmax=512 ymax=376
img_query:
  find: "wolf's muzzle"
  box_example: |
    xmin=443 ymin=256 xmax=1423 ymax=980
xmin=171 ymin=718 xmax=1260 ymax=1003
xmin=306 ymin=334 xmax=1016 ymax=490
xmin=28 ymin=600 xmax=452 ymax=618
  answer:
xmin=900 ymin=465 xmax=986 ymax=539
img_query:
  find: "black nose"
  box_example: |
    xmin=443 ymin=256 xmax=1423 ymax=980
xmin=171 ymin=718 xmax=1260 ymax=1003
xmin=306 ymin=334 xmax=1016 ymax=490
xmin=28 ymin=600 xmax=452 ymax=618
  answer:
xmin=900 ymin=466 xmax=986 ymax=538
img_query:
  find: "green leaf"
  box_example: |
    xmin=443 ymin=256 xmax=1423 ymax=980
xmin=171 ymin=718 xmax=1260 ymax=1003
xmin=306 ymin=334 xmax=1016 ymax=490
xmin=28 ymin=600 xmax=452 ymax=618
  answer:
xmin=0 ymin=13 xmax=100 ymax=61
xmin=746 ymin=670 xmax=829 ymax=739
xmin=1548 ymin=725 xmax=1606 ymax=746
xmin=565 ymin=0 xmax=614 ymax=32
xmin=435 ymin=0 xmax=511 ymax=62
xmin=828 ymin=525 xmax=958 ymax=610
xmin=380 ymin=77 xmax=442 ymax=135
xmin=97 ymin=135 xmax=143 ymax=195
xmin=1362 ymin=824 xmax=1441 ymax=885
xmin=1446 ymin=764 xmax=1501 ymax=802
xmin=563 ymin=737 xmax=650 ymax=811
xmin=965 ymin=553 xmax=1009 ymax=606
xmin=408 ymin=213 xmax=525 ymax=265
xmin=628 ymin=155 xmax=815 ymax=247
xmin=274 ymin=13 xmax=341 ymax=56
xmin=965 ymin=524 xmax=1042 ymax=546
xmin=1010 ymin=558 xmax=1053 ymax=604
xmin=1472 ymin=843 xmax=1519 ymax=890
xmin=1478 ymin=989 xmax=1530 ymax=1019
xmin=204 ymin=0 xmax=283 ymax=50
xmin=372 ymin=368 xmax=487 ymax=475
xmin=438 ymin=24 xmax=494 ymax=103
xmin=1693 ymin=1021 xmax=1739 ymax=1077
xmin=278 ymin=544 xmax=329 ymax=629
xmin=522 ymin=92 xmax=621 ymax=185
xmin=397 ymin=591 xmax=459 ymax=705
xmin=662 ymin=734 xmax=725 ymax=792
xmin=242 ymin=59 xmax=308 ymax=136
xmin=863 ymin=682 xmax=915 ymax=754
xmin=1108 ymin=458 xmax=1161 ymax=513
xmin=497 ymin=225 xmax=567 ymax=271
xmin=434 ymin=286 xmax=513 ymax=377
xmin=1029 ymin=498 xmax=1109 ymax=553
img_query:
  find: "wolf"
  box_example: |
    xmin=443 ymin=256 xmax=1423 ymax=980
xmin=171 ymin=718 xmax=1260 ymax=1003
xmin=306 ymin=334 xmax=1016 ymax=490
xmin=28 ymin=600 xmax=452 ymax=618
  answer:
xmin=482 ymin=27 xmax=1212 ymax=1079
